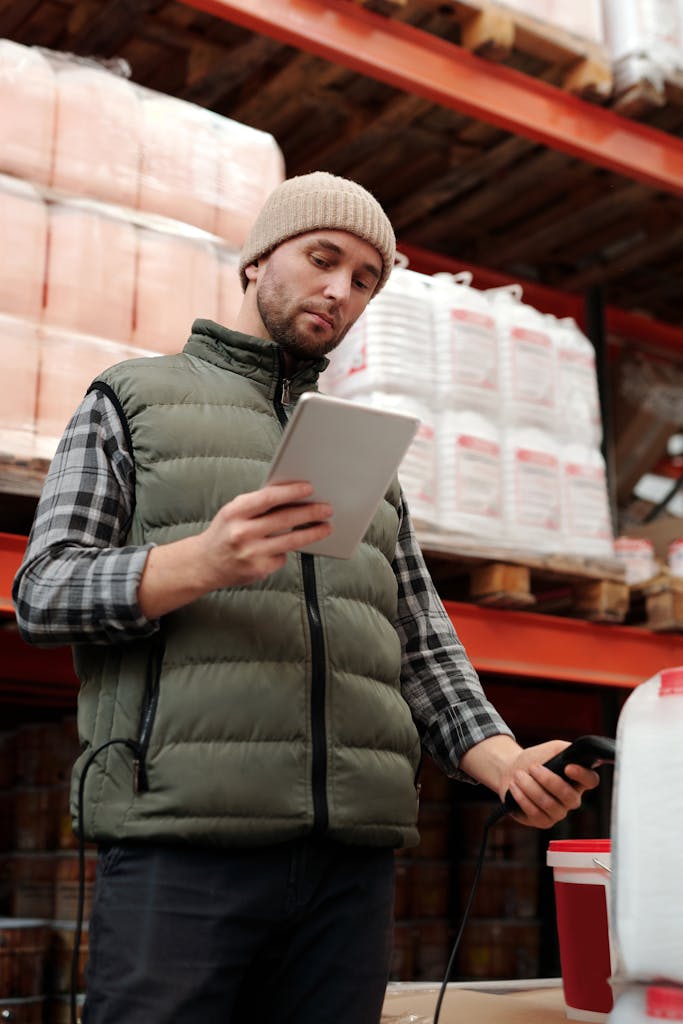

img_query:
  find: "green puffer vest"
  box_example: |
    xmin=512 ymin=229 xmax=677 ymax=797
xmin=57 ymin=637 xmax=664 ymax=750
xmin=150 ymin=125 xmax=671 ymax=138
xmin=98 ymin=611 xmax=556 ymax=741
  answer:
xmin=71 ymin=320 xmax=422 ymax=849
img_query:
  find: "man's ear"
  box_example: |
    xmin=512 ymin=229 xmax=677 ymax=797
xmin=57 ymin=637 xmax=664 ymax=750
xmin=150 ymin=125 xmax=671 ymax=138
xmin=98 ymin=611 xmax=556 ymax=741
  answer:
xmin=244 ymin=261 xmax=259 ymax=284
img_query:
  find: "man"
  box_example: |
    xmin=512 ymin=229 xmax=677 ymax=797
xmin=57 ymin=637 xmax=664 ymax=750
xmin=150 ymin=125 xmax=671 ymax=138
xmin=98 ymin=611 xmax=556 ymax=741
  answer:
xmin=14 ymin=172 xmax=599 ymax=1024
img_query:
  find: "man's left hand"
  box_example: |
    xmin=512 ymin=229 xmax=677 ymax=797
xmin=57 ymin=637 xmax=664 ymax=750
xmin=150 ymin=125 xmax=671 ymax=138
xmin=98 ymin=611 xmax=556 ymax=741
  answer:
xmin=499 ymin=739 xmax=600 ymax=829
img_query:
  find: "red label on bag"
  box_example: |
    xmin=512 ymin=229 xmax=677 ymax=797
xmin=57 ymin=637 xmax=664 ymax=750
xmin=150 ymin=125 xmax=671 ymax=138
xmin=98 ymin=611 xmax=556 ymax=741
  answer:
xmin=646 ymin=986 xmax=683 ymax=1019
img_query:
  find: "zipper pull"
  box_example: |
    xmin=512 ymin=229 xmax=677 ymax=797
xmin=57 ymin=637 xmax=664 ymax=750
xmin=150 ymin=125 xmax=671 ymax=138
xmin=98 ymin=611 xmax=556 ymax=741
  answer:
xmin=281 ymin=378 xmax=291 ymax=405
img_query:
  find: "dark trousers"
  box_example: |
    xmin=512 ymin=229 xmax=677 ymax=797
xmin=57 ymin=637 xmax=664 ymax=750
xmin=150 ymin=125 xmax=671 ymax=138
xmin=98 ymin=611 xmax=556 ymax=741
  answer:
xmin=82 ymin=836 xmax=396 ymax=1024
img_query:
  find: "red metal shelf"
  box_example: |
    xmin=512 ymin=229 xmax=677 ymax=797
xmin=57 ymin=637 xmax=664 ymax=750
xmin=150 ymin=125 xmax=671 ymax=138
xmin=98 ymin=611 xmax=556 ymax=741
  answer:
xmin=181 ymin=0 xmax=683 ymax=199
xmin=446 ymin=601 xmax=683 ymax=688
xmin=2 ymin=533 xmax=682 ymax=697
xmin=0 ymin=531 xmax=26 ymax=615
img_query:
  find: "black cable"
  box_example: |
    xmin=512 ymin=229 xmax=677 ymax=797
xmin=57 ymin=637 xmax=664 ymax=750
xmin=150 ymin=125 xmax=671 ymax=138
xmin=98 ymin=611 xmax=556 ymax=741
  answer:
xmin=71 ymin=738 xmax=140 ymax=1024
xmin=432 ymin=805 xmax=505 ymax=1024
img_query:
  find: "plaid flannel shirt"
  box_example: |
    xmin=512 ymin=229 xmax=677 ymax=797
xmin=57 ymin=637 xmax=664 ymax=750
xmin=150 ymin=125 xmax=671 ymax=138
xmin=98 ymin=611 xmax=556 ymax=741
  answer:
xmin=13 ymin=389 xmax=512 ymax=779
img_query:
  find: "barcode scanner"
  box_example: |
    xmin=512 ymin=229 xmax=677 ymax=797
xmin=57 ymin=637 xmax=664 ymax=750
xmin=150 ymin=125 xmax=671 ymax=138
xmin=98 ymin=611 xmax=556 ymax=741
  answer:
xmin=488 ymin=734 xmax=617 ymax=826
xmin=432 ymin=735 xmax=616 ymax=1024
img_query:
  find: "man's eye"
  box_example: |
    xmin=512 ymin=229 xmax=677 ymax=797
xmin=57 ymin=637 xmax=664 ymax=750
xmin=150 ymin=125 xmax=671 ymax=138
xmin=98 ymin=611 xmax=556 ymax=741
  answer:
xmin=311 ymin=255 xmax=328 ymax=268
xmin=353 ymin=278 xmax=370 ymax=291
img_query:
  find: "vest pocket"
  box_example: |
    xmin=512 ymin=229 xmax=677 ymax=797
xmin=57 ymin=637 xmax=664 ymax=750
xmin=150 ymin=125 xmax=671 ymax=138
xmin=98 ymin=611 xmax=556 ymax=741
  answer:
xmin=133 ymin=633 xmax=165 ymax=793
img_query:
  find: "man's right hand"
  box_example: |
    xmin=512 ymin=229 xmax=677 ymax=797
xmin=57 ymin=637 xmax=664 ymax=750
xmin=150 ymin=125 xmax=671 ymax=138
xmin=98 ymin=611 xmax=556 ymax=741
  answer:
xmin=137 ymin=482 xmax=332 ymax=620
xmin=200 ymin=482 xmax=333 ymax=588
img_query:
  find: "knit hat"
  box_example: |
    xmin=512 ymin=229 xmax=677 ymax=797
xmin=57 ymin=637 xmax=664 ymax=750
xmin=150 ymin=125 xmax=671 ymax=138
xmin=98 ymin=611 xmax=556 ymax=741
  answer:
xmin=239 ymin=171 xmax=396 ymax=294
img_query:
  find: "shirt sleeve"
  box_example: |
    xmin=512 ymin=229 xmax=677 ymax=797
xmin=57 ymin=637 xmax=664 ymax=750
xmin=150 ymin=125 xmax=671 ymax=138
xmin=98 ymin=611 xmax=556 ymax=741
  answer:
xmin=12 ymin=388 xmax=158 ymax=647
xmin=393 ymin=494 xmax=514 ymax=781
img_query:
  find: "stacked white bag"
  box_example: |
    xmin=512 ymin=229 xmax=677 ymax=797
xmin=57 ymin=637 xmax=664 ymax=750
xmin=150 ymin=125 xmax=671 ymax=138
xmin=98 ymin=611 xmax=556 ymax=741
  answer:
xmin=322 ymin=263 xmax=438 ymax=528
xmin=0 ymin=39 xmax=284 ymax=460
xmin=326 ymin=263 xmax=612 ymax=557
xmin=431 ymin=273 xmax=505 ymax=541
xmin=602 ymin=0 xmax=683 ymax=97
xmin=552 ymin=316 xmax=613 ymax=558
xmin=488 ymin=285 xmax=562 ymax=553
xmin=490 ymin=286 xmax=613 ymax=556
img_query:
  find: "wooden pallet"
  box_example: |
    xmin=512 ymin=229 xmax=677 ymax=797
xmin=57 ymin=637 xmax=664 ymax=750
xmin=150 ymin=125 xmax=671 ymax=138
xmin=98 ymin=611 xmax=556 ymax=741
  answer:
xmin=419 ymin=533 xmax=630 ymax=623
xmin=611 ymin=63 xmax=683 ymax=119
xmin=355 ymin=0 xmax=613 ymax=99
xmin=0 ymin=454 xmax=49 ymax=499
xmin=628 ymin=570 xmax=683 ymax=633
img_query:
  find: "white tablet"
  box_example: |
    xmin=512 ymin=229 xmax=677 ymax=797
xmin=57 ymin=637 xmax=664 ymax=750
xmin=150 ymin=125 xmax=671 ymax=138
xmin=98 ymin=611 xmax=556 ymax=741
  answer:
xmin=266 ymin=392 xmax=420 ymax=559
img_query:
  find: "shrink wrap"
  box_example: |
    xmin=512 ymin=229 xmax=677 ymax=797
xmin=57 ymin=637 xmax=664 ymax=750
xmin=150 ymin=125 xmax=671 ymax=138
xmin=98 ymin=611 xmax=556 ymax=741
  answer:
xmin=133 ymin=228 xmax=220 ymax=353
xmin=2 ymin=42 xmax=284 ymax=243
xmin=0 ymin=315 xmax=39 ymax=459
xmin=0 ymin=177 xmax=48 ymax=322
xmin=51 ymin=65 xmax=140 ymax=208
xmin=36 ymin=329 xmax=157 ymax=459
xmin=43 ymin=205 xmax=136 ymax=343
xmin=0 ymin=40 xmax=55 ymax=185
xmin=137 ymin=95 xmax=217 ymax=234
xmin=213 ymin=117 xmax=285 ymax=246
xmin=217 ymin=249 xmax=244 ymax=329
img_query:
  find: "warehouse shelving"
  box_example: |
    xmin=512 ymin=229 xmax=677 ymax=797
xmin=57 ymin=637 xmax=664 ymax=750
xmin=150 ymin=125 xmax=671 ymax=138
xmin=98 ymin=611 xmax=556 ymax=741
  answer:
xmin=3 ymin=532 xmax=683 ymax=704
xmin=181 ymin=0 xmax=683 ymax=197
xmin=1 ymin=0 xmax=681 ymax=689
xmin=1 ymin=0 xmax=682 ymax=992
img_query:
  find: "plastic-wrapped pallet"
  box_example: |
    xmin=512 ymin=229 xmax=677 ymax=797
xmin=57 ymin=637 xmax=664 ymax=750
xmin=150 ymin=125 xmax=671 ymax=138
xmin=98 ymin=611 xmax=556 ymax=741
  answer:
xmin=602 ymin=0 xmax=683 ymax=95
xmin=0 ymin=40 xmax=55 ymax=185
xmin=138 ymin=94 xmax=218 ymax=234
xmin=35 ymin=328 xmax=158 ymax=460
xmin=1 ymin=42 xmax=284 ymax=245
xmin=0 ymin=176 xmax=48 ymax=322
xmin=213 ymin=116 xmax=286 ymax=246
xmin=42 ymin=203 xmax=137 ymax=343
xmin=0 ymin=314 xmax=39 ymax=459
xmin=133 ymin=228 xmax=220 ymax=353
xmin=51 ymin=64 xmax=141 ymax=209
xmin=217 ymin=249 xmax=245 ymax=329
xmin=45 ymin=47 xmax=284 ymax=244
xmin=138 ymin=92 xmax=283 ymax=244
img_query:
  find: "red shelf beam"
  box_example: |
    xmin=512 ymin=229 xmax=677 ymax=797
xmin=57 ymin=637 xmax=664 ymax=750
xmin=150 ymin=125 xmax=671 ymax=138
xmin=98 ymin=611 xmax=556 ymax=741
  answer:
xmin=0 ymin=531 xmax=25 ymax=615
xmin=3 ymin=534 xmax=683 ymax=693
xmin=181 ymin=0 xmax=683 ymax=199
xmin=446 ymin=601 xmax=683 ymax=688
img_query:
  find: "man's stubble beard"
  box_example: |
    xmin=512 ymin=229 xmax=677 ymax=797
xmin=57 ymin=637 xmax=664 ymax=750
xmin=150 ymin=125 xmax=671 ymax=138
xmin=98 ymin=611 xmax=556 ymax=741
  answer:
xmin=256 ymin=272 xmax=351 ymax=364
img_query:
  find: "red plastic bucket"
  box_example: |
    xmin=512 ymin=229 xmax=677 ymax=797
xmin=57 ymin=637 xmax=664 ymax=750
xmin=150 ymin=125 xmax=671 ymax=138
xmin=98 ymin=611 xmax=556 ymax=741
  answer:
xmin=547 ymin=839 xmax=612 ymax=1022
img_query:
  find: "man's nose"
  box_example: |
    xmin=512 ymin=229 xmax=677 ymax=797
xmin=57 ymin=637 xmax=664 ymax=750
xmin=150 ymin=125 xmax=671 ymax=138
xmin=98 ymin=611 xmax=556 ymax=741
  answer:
xmin=322 ymin=268 xmax=352 ymax=303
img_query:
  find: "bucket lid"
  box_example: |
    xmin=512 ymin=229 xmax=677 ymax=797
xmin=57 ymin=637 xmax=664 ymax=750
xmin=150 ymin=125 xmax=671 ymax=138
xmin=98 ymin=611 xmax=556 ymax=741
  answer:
xmin=548 ymin=839 xmax=611 ymax=853
xmin=660 ymin=667 xmax=683 ymax=696
xmin=647 ymin=986 xmax=683 ymax=1019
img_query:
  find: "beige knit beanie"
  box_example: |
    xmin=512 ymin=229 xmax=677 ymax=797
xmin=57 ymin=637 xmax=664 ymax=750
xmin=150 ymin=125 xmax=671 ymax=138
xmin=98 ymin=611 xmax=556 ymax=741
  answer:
xmin=239 ymin=171 xmax=396 ymax=294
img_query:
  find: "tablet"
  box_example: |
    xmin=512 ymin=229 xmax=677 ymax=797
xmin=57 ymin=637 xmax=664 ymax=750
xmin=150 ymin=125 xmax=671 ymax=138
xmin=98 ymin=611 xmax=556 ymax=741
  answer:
xmin=266 ymin=392 xmax=420 ymax=558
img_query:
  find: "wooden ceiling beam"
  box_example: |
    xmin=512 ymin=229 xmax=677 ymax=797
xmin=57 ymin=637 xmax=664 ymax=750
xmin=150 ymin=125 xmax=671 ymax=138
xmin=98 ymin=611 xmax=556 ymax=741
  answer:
xmin=388 ymin=134 xmax=534 ymax=231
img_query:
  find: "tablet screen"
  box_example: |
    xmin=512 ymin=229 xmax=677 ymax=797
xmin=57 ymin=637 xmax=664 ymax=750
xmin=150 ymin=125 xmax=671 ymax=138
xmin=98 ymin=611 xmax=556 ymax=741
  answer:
xmin=266 ymin=392 xmax=420 ymax=558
